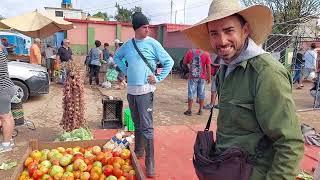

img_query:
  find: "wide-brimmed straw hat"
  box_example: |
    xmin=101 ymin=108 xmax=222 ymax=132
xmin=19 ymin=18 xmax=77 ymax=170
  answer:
xmin=183 ymin=0 xmax=273 ymax=52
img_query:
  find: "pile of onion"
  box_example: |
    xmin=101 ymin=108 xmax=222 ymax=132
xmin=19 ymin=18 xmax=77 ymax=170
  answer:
xmin=60 ymin=62 xmax=86 ymax=131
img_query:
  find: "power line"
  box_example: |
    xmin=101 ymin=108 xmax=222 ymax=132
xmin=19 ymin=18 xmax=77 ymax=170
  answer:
xmin=148 ymin=1 xmax=210 ymax=18
xmin=83 ymin=0 xmax=143 ymax=13
xmin=83 ymin=0 xmax=126 ymax=11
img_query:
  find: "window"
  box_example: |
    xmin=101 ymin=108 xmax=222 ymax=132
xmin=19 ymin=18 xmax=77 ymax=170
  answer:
xmin=55 ymin=11 xmax=63 ymax=17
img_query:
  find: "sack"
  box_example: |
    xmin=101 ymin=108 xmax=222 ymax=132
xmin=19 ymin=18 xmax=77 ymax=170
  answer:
xmin=193 ymin=108 xmax=253 ymax=180
xmin=190 ymin=49 xmax=203 ymax=78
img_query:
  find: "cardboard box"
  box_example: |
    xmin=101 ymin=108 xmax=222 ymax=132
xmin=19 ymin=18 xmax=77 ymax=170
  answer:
xmin=12 ymin=139 xmax=145 ymax=180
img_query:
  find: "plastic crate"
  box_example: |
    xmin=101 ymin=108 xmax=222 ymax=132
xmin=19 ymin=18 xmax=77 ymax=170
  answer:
xmin=101 ymin=98 xmax=123 ymax=129
xmin=124 ymin=108 xmax=135 ymax=131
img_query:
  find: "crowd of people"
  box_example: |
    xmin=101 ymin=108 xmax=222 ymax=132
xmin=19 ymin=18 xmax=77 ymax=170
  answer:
xmin=293 ymin=43 xmax=320 ymax=107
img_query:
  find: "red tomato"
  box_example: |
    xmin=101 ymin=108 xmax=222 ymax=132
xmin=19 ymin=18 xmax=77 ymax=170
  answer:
xmin=103 ymin=167 xmax=113 ymax=176
xmin=113 ymin=168 xmax=123 ymax=178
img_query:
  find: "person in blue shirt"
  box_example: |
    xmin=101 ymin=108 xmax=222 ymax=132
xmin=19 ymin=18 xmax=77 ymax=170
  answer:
xmin=114 ymin=12 xmax=174 ymax=177
xmin=88 ymin=40 xmax=103 ymax=86
xmin=102 ymin=43 xmax=110 ymax=63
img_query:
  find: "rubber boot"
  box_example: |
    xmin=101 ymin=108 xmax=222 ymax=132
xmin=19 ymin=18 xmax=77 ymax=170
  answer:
xmin=145 ymin=139 xmax=155 ymax=177
xmin=134 ymin=131 xmax=144 ymax=159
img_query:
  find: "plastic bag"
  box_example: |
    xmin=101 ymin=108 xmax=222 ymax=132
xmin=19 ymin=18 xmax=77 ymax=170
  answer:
xmin=101 ymin=81 xmax=112 ymax=88
xmin=308 ymin=71 xmax=316 ymax=81
xmin=106 ymin=68 xmax=119 ymax=82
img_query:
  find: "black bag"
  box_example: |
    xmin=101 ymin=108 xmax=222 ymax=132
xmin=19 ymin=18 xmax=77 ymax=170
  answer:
xmin=193 ymin=107 xmax=253 ymax=180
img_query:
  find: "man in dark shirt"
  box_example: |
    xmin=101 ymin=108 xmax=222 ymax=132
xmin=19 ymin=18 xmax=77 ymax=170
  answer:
xmin=293 ymin=51 xmax=305 ymax=88
xmin=56 ymin=39 xmax=73 ymax=84
xmin=57 ymin=39 xmax=73 ymax=62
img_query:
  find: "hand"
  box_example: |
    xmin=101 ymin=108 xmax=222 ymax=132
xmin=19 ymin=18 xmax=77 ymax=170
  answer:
xmin=206 ymin=78 xmax=211 ymax=84
xmin=147 ymin=75 xmax=157 ymax=85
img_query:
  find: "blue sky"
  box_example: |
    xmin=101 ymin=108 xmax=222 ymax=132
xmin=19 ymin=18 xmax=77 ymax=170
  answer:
xmin=0 ymin=0 xmax=213 ymax=25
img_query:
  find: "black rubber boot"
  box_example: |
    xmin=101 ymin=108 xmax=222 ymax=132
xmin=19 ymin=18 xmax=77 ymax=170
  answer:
xmin=145 ymin=138 xmax=155 ymax=177
xmin=134 ymin=131 xmax=144 ymax=158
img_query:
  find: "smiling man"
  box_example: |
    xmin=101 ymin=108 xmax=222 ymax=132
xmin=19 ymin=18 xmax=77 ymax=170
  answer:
xmin=184 ymin=0 xmax=304 ymax=179
xmin=114 ymin=12 xmax=174 ymax=177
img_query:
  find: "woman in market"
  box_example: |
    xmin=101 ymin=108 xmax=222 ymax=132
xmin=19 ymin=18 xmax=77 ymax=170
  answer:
xmin=88 ymin=40 xmax=105 ymax=86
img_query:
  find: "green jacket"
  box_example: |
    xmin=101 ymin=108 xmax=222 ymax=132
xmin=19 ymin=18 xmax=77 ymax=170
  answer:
xmin=216 ymin=53 xmax=304 ymax=180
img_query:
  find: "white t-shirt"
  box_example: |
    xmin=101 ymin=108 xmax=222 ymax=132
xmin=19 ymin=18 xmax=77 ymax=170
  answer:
xmin=304 ymin=50 xmax=317 ymax=69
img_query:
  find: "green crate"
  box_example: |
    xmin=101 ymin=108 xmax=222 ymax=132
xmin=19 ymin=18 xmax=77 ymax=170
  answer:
xmin=124 ymin=108 xmax=135 ymax=131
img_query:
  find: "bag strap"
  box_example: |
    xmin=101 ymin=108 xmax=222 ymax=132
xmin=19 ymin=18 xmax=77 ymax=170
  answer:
xmin=132 ymin=38 xmax=155 ymax=72
xmin=204 ymin=107 xmax=214 ymax=131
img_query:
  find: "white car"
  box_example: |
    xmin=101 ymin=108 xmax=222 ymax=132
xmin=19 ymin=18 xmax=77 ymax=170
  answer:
xmin=8 ymin=61 xmax=49 ymax=102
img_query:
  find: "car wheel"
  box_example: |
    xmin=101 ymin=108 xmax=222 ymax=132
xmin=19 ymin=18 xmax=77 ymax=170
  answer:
xmin=12 ymin=80 xmax=29 ymax=102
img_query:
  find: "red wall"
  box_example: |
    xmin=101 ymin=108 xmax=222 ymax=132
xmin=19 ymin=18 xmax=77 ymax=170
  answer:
xmin=121 ymin=25 xmax=135 ymax=42
xmin=89 ymin=23 xmax=116 ymax=44
xmin=68 ymin=22 xmax=87 ymax=44
xmin=149 ymin=26 xmax=158 ymax=39
xmin=163 ymin=27 xmax=194 ymax=49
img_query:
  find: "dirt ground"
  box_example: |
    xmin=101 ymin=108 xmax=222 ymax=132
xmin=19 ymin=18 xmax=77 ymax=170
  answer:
xmin=1 ymin=56 xmax=319 ymax=179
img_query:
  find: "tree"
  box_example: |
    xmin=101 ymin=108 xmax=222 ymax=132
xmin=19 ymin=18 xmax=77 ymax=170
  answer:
xmin=92 ymin=12 xmax=110 ymax=21
xmin=0 ymin=15 xmax=4 ymax=20
xmin=242 ymin=0 xmax=320 ymax=26
xmin=114 ymin=3 xmax=148 ymax=23
xmin=242 ymin=0 xmax=320 ymax=53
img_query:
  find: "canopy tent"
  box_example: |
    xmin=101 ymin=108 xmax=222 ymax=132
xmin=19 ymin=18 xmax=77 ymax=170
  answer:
xmin=0 ymin=10 xmax=73 ymax=38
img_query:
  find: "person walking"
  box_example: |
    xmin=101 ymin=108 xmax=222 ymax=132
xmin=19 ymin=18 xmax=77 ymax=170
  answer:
xmin=183 ymin=48 xmax=211 ymax=116
xmin=114 ymin=12 xmax=174 ymax=177
xmin=0 ymin=46 xmax=16 ymax=153
xmin=183 ymin=0 xmax=304 ymax=179
xmin=44 ymin=44 xmax=56 ymax=81
xmin=293 ymin=50 xmax=304 ymax=88
xmin=299 ymin=43 xmax=318 ymax=88
xmin=88 ymin=40 xmax=104 ymax=86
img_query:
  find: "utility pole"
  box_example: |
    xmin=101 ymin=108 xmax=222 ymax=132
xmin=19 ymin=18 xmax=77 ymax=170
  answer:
xmin=184 ymin=0 xmax=186 ymax=24
xmin=170 ymin=0 xmax=173 ymax=23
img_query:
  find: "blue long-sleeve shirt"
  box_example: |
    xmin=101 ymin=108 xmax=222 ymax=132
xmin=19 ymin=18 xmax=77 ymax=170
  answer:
xmin=114 ymin=37 xmax=174 ymax=87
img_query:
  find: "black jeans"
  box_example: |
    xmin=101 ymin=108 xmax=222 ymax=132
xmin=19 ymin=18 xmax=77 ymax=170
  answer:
xmin=89 ymin=65 xmax=100 ymax=85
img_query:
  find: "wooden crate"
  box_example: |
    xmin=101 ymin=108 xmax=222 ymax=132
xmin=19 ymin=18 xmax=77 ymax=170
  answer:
xmin=11 ymin=139 xmax=145 ymax=180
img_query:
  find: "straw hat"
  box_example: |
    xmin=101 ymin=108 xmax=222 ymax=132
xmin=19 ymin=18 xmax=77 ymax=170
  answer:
xmin=183 ymin=0 xmax=273 ymax=52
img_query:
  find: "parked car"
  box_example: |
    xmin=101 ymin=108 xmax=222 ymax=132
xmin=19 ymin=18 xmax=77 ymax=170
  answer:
xmin=8 ymin=61 xmax=49 ymax=102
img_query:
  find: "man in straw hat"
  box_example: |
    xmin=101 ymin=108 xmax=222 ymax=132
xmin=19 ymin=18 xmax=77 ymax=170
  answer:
xmin=183 ymin=0 xmax=304 ymax=179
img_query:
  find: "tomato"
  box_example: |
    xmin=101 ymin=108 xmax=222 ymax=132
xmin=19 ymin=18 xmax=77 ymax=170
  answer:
xmin=95 ymin=152 xmax=105 ymax=162
xmin=113 ymin=168 xmax=123 ymax=178
xmin=112 ymin=151 xmax=120 ymax=157
xmin=90 ymin=172 xmax=100 ymax=180
xmin=103 ymin=167 xmax=113 ymax=176
xmin=32 ymin=169 xmax=43 ymax=180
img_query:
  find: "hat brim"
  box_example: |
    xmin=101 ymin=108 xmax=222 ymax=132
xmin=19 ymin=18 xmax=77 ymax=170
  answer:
xmin=183 ymin=5 xmax=273 ymax=53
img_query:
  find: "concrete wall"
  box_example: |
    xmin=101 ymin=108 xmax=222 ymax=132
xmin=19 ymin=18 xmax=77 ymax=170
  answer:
xmin=90 ymin=23 xmax=116 ymax=45
xmin=65 ymin=19 xmax=193 ymax=61
xmin=68 ymin=22 xmax=87 ymax=45
xmin=44 ymin=8 xmax=83 ymax=19
xmin=120 ymin=25 xmax=135 ymax=42
xmin=163 ymin=28 xmax=194 ymax=49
